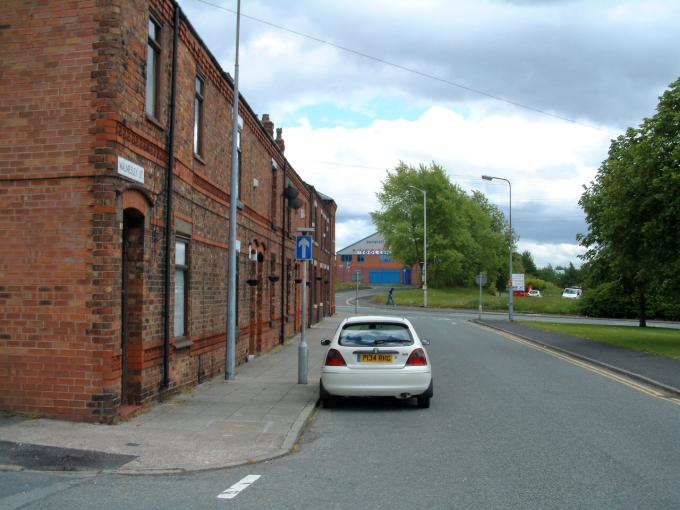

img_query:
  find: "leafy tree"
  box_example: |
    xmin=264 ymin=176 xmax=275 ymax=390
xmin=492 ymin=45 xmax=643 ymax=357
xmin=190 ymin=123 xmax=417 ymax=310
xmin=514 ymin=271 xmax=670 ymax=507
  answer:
xmin=579 ymin=77 xmax=680 ymax=326
xmin=371 ymin=162 xmax=506 ymax=287
xmin=521 ymin=250 xmax=538 ymax=275
xmin=470 ymin=191 xmax=509 ymax=290
xmin=535 ymin=264 xmax=559 ymax=284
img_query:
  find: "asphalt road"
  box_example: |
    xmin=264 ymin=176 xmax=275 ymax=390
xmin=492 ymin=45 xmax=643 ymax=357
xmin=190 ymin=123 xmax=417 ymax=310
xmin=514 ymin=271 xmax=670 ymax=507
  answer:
xmin=3 ymin=315 xmax=680 ymax=509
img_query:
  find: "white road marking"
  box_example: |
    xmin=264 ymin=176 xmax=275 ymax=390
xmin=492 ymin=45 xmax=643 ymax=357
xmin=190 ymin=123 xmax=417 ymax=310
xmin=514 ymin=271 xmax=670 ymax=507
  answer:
xmin=217 ymin=474 xmax=261 ymax=500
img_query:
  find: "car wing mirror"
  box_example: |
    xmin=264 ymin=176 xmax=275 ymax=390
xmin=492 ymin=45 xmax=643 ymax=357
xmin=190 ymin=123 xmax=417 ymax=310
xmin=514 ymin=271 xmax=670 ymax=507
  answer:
xmin=421 ymin=338 xmax=431 ymax=346
xmin=321 ymin=339 xmax=331 ymax=346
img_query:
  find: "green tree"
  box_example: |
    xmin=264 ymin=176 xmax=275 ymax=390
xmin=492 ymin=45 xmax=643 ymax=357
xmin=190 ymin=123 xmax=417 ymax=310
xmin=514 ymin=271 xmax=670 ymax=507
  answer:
xmin=535 ymin=264 xmax=559 ymax=284
xmin=521 ymin=250 xmax=538 ymax=275
xmin=579 ymin=77 xmax=680 ymax=326
xmin=371 ymin=162 xmax=506 ymax=287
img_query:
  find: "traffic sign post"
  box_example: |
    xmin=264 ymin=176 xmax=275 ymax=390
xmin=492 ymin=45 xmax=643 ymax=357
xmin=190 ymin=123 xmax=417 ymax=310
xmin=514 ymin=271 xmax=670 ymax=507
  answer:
xmin=296 ymin=230 xmax=314 ymax=384
xmin=475 ymin=272 xmax=487 ymax=320
xmin=354 ymin=271 xmax=362 ymax=313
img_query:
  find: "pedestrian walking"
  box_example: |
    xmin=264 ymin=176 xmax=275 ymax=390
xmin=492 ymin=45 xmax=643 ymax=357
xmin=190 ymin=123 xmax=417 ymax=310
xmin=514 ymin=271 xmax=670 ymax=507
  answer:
xmin=386 ymin=287 xmax=395 ymax=306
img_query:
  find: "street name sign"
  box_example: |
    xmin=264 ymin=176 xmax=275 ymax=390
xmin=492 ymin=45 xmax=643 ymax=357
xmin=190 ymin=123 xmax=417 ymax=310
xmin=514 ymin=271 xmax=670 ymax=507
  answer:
xmin=117 ymin=156 xmax=144 ymax=184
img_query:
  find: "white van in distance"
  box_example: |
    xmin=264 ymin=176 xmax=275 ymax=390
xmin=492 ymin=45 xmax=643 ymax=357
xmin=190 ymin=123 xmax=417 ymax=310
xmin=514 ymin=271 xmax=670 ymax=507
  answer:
xmin=562 ymin=287 xmax=582 ymax=299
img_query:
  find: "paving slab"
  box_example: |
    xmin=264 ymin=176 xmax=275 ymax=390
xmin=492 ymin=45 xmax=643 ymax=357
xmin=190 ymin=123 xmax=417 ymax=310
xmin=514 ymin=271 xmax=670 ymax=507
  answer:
xmin=0 ymin=314 xmax=346 ymax=474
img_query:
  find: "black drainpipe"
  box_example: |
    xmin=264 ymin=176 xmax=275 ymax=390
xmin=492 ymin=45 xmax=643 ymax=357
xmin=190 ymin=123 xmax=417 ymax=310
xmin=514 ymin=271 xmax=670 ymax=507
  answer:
xmin=162 ymin=2 xmax=180 ymax=390
xmin=279 ymin=162 xmax=287 ymax=344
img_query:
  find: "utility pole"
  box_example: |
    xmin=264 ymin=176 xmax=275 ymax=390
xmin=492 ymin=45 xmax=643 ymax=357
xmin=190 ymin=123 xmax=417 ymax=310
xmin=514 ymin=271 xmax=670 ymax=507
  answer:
xmin=225 ymin=0 xmax=241 ymax=379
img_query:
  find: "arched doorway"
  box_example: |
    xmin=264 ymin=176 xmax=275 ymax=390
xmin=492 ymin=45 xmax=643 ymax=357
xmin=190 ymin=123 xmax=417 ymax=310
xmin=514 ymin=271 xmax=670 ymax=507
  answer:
xmin=121 ymin=207 xmax=144 ymax=405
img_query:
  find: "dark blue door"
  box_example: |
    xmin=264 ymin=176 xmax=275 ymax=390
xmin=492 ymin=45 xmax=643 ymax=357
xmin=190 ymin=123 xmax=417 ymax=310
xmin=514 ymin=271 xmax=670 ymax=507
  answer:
xmin=369 ymin=270 xmax=401 ymax=284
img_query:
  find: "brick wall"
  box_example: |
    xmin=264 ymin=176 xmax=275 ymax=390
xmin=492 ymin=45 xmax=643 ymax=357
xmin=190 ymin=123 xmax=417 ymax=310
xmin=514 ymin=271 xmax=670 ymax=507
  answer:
xmin=0 ymin=0 xmax=336 ymax=422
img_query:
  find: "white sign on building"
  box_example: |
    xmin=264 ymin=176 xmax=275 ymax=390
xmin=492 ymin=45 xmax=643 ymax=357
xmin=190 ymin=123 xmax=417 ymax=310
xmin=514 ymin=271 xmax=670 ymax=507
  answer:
xmin=117 ymin=156 xmax=145 ymax=184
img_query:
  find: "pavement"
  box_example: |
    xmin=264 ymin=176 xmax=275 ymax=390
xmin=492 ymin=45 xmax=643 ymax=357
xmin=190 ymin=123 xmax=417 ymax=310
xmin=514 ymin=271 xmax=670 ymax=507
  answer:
xmin=0 ymin=314 xmax=345 ymax=475
xmin=477 ymin=319 xmax=680 ymax=398
xmin=1 ymin=308 xmax=679 ymax=475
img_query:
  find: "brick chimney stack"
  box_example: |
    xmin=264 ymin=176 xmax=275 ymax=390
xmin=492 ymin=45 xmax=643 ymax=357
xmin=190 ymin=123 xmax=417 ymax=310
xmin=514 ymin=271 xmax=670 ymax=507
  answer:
xmin=275 ymin=127 xmax=285 ymax=153
xmin=262 ymin=113 xmax=274 ymax=138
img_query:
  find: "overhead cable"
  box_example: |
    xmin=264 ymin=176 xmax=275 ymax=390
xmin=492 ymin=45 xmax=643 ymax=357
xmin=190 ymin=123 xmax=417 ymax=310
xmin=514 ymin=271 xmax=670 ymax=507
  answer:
xmin=190 ymin=0 xmax=600 ymax=129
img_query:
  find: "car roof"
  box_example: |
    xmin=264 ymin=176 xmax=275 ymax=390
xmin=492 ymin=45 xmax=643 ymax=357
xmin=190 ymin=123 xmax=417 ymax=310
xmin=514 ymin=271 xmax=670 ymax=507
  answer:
xmin=341 ymin=315 xmax=412 ymax=325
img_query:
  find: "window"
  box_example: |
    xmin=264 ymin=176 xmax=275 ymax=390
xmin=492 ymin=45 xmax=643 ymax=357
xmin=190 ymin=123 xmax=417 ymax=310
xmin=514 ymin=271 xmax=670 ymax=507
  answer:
xmin=174 ymin=239 xmax=188 ymax=337
xmin=193 ymin=76 xmax=204 ymax=156
xmin=380 ymin=253 xmax=391 ymax=263
xmin=339 ymin=322 xmax=413 ymax=347
xmin=146 ymin=16 xmax=161 ymax=119
xmin=340 ymin=254 xmax=352 ymax=263
xmin=356 ymin=254 xmax=365 ymax=262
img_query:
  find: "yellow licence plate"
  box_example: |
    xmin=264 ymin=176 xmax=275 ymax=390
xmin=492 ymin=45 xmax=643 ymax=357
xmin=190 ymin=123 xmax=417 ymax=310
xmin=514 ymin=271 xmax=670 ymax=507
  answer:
xmin=358 ymin=354 xmax=393 ymax=363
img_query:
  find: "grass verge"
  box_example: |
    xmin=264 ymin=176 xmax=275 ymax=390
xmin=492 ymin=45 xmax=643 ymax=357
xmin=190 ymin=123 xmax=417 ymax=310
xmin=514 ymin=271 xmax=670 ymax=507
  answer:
xmin=372 ymin=287 xmax=582 ymax=315
xmin=336 ymin=282 xmax=372 ymax=291
xmin=517 ymin=321 xmax=680 ymax=360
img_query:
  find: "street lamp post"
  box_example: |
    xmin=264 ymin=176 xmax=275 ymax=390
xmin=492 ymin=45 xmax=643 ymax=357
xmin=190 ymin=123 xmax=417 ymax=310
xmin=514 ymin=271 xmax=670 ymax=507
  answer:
xmin=408 ymin=186 xmax=427 ymax=307
xmin=225 ymin=0 xmax=242 ymax=379
xmin=482 ymin=175 xmax=513 ymax=321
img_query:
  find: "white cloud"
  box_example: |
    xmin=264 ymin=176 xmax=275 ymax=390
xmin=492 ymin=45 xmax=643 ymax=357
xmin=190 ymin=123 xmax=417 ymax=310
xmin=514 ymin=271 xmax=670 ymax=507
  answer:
xmin=335 ymin=219 xmax=376 ymax=252
xmin=284 ymin=103 xmax=612 ymax=266
xmin=518 ymin=240 xmax=586 ymax=269
xmin=175 ymin=0 xmax=680 ymax=268
xmin=179 ymin=0 xmax=680 ymax=128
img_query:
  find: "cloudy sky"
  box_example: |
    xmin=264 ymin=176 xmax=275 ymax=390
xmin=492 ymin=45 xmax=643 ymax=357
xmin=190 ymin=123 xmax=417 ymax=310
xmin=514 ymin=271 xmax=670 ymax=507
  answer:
xmin=178 ymin=0 xmax=680 ymax=267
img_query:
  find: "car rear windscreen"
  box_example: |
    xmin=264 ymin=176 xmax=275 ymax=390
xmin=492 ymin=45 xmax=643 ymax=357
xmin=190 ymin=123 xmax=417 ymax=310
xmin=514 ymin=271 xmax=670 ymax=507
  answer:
xmin=339 ymin=323 xmax=413 ymax=347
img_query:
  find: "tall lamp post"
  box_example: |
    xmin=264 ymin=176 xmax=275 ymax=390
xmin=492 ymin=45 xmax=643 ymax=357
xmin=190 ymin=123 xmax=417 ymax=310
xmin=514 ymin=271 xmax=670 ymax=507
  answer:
xmin=482 ymin=175 xmax=513 ymax=321
xmin=226 ymin=0 xmax=242 ymax=379
xmin=408 ymin=186 xmax=427 ymax=308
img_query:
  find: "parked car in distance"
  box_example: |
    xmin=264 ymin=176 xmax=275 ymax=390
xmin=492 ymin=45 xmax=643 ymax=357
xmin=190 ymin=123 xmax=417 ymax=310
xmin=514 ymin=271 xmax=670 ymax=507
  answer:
xmin=562 ymin=287 xmax=582 ymax=299
xmin=527 ymin=289 xmax=542 ymax=297
xmin=320 ymin=316 xmax=433 ymax=408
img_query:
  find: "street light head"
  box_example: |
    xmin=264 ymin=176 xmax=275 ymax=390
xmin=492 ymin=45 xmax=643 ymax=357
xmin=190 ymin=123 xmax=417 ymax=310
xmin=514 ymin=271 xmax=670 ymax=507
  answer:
xmin=482 ymin=175 xmax=493 ymax=181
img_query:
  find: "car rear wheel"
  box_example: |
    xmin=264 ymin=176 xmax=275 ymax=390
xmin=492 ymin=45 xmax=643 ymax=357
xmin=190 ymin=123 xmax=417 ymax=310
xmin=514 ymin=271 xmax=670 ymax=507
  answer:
xmin=416 ymin=395 xmax=430 ymax=408
xmin=416 ymin=379 xmax=433 ymax=408
xmin=320 ymin=381 xmax=336 ymax=408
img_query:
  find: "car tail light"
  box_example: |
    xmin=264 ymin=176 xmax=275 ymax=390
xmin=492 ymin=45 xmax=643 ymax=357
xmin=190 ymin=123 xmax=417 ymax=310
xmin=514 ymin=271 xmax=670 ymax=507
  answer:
xmin=406 ymin=348 xmax=428 ymax=366
xmin=325 ymin=348 xmax=346 ymax=367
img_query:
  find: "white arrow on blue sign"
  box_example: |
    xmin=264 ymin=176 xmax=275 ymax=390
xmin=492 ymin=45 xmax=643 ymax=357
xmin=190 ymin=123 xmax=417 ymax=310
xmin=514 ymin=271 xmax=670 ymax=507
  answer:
xmin=296 ymin=235 xmax=313 ymax=260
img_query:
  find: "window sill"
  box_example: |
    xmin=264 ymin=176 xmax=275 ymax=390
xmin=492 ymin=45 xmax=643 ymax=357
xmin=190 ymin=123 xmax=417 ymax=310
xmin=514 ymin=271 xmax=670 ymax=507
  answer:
xmin=173 ymin=337 xmax=192 ymax=350
xmin=146 ymin=114 xmax=165 ymax=131
xmin=193 ymin=152 xmax=206 ymax=165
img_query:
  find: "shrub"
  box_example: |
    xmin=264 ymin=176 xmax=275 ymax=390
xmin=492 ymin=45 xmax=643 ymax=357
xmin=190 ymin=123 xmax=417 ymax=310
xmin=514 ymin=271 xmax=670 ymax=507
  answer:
xmin=580 ymin=282 xmax=636 ymax=318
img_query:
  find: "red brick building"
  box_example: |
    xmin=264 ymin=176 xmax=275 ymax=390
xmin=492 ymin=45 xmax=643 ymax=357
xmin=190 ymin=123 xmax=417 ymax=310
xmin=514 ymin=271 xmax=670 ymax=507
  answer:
xmin=336 ymin=233 xmax=421 ymax=285
xmin=0 ymin=0 xmax=335 ymax=422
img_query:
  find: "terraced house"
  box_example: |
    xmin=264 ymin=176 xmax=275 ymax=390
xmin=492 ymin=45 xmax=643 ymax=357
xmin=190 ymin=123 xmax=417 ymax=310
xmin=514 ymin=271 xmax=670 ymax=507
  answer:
xmin=0 ymin=0 xmax=336 ymax=422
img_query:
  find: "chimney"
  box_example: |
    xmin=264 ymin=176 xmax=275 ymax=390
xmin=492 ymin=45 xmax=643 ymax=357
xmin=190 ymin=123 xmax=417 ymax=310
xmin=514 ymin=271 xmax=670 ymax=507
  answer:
xmin=262 ymin=113 xmax=274 ymax=138
xmin=275 ymin=127 xmax=285 ymax=153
